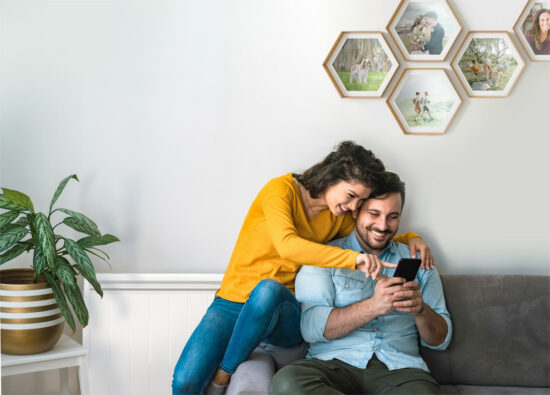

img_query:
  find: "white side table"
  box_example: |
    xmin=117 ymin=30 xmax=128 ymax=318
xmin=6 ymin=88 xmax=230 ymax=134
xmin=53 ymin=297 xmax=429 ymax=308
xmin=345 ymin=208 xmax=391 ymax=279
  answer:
xmin=1 ymin=334 xmax=88 ymax=395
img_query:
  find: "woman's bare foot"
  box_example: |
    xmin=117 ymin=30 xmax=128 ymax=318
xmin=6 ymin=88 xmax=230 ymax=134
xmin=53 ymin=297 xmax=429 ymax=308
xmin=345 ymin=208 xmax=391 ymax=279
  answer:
xmin=212 ymin=369 xmax=231 ymax=386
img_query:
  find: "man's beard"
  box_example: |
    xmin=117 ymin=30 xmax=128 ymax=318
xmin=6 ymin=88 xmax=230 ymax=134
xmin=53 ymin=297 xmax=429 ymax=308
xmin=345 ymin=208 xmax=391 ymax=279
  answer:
xmin=356 ymin=226 xmax=395 ymax=254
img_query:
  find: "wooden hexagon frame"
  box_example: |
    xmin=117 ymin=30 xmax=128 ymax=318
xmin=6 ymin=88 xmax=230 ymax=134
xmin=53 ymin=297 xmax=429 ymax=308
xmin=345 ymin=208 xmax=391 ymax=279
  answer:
xmin=451 ymin=31 xmax=526 ymax=98
xmin=514 ymin=0 xmax=550 ymax=61
xmin=323 ymin=31 xmax=399 ymax=98
xmin=386 ymin=68 xmax=462 ymax=135
xmin=387 ymin=0 xmax=462 ymax=62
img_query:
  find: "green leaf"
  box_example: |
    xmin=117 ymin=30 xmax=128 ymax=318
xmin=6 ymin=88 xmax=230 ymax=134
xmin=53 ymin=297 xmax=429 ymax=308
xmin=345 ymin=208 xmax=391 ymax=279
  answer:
xmin=59 ymin=209 xmax=100 ymax=237
xmin=0 ymin=211 xmax=19 ymax=229
xmin=0 ymin=243 xmax=28 ymax=265
xmin=76 ymin=234 xmax=119 ymax=249
xmin=64 ymin=281 xmax=88 ymax=327
xmin=45 ymin=272 xmax=76 ymax=332
xmin=14 ymin=216 xmax=29 ymax=227
xmin=49 ymin=175 xmax=78 ymax=214
xmin=34 ymin=213 xmax=56 ymax=271
xmin=64 ymin=238 xmax=103 ymax=297
xmin=0 ymin=224 xmax=28 ymax=253
xmin=2 ymin=188 xmax=34 ymax=212
xmin=33 ymin=244 xmax=46 ymax=278
xmin=0 ymin=195 xmax=27 ymax=211
xmin=55 ymin=257 xmax=77 ymax=286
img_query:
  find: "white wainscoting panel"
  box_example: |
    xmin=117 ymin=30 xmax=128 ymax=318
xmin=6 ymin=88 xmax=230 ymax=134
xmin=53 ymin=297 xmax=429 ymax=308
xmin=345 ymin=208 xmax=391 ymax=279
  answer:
xmin=83 ymin=273 xmax=223 ymax=395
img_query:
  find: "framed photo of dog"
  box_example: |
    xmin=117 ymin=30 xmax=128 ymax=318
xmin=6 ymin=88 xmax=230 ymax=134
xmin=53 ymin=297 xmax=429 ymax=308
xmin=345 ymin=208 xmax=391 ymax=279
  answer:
xmin=323 ymin=31 xmax=399 ymax=98
xmin=514 ymin=0 xmax=550 ymax=61
xmin=451 ymin=31 xmax=526 ymax=98
xmin=386 ymin=68 xmax=462 ymax=135
xmin=387 ymin=0 xmax=462 ymax=61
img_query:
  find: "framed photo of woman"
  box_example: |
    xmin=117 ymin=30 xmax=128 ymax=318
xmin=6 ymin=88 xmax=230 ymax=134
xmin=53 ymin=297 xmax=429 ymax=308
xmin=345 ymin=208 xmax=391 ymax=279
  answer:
xmin=387 ymin=0 xmax=462 ymax=62
xmin=514 ymin=0 xmax=550 ymax=61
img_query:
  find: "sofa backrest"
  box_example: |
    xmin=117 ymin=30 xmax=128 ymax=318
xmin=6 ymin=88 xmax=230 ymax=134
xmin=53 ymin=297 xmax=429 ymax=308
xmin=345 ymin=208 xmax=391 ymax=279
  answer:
xmin=420 ymin=274 xmax=550 ymax=387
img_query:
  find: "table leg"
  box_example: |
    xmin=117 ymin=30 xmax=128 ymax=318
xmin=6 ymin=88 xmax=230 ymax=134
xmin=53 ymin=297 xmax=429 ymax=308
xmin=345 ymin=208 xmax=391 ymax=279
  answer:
xmin=60 ymin=367 xmax=70 ymax=395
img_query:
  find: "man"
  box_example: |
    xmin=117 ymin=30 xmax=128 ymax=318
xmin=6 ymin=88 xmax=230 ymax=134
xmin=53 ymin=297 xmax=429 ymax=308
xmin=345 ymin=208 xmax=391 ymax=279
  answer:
xmin=270 ymin=172 xmax=452 ymax=395
xmin=423 ymin=11 xmax=445 ymax=55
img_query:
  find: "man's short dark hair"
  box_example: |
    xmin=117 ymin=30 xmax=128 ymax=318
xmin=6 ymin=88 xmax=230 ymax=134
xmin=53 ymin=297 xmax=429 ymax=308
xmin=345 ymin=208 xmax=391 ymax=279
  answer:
xmin=371 ymin=171 xmax=406 ymax=208
xmin=424 ymin=11 xmax=438 ymax=20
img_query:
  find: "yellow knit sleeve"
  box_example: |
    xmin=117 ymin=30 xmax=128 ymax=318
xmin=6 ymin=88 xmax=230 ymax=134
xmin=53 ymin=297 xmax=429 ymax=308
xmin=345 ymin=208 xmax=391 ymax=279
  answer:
xmin=393 ymin=232 xmax=421 ymax=245
xmin=262 ymin=187 xmax=358 ymax=270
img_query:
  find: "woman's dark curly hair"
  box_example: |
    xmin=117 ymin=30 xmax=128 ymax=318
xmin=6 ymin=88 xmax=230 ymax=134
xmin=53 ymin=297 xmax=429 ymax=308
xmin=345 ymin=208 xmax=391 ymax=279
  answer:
xmin=294 ymin=141 xmax=385 ymax=198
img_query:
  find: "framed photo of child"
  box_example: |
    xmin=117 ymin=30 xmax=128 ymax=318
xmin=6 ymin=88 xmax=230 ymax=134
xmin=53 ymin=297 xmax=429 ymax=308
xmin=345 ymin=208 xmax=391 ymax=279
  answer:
xmin=386 ymin=68 xmax=462 ymax=135
xmin=451 ymin=31 xmax=526 ymax=98
xmin=514 ymin=0 xmax=550 ymax=61
xmin=387 ymin=0 xmax=462 ymax=61
xmin=323 ymin=31 xmax=399 ymax=98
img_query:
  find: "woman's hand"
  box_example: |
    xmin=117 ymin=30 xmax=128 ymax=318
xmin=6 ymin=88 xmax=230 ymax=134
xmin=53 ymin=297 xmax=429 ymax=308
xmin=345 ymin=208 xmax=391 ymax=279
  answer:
xmin=356 ymin=253 xmax=397 ymax=280
xmin=408 ymin=237 xmax=434 ymax=270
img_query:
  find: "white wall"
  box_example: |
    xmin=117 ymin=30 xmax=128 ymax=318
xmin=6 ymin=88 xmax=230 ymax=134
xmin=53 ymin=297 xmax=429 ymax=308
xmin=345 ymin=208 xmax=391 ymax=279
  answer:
xmin=1 ymin=0 xmax=549 ymax=283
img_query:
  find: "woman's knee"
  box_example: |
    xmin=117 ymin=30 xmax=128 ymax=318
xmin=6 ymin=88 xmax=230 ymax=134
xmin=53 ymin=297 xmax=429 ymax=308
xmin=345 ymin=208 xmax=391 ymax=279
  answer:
xmin=172 ymin=368 xmax=203 ymax=395
xmin=249 ymin=279 xmax=290 ymax=308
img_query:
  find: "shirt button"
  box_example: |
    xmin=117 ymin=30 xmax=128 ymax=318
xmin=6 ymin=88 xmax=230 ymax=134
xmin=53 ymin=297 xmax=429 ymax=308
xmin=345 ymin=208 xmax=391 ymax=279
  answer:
xmin=374 ymin=328 xmax=377 ymax=331
xmin=373 ymin=347 xmax=377 ymax=351
xmin=345 ymin=284 xmax=349 ymax=288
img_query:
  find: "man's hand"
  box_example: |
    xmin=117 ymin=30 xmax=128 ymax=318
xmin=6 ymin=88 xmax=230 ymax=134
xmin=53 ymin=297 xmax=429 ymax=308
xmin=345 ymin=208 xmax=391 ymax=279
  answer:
xmin=356 ymin=254 xmax=397 ymax=280
xmin=392 ymin=280 xmax=425 ymax=315
xmin=370 ymin=275 xmax=406 ymax=316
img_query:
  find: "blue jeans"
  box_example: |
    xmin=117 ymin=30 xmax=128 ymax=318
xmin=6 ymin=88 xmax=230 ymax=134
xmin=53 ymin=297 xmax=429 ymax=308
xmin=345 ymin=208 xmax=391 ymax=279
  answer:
xmin=172 ymin=279 xmax=302 ymax=395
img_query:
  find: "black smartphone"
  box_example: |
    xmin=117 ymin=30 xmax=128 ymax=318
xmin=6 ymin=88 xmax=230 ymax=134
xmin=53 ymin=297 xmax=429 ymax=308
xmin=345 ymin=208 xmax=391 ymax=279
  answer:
xmin=393 ymin=258 xmax=421 ymax=282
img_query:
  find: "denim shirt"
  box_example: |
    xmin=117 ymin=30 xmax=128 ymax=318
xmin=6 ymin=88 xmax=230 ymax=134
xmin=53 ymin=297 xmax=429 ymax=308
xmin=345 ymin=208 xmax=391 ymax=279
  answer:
xmin=295 ymin=232 xmax=452 ymax=372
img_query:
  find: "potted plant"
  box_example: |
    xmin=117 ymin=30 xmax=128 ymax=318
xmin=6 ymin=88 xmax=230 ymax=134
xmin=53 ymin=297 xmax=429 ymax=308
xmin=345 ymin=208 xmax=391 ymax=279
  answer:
xmin=0 ymin=174 xmax=118 ymax=354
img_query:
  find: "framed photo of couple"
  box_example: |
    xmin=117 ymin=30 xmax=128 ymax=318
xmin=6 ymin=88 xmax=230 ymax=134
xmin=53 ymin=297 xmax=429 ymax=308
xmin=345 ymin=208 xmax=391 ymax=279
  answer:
xmin=387 ymin=0 xmax=462 ymax=61
xmin=514 ymin=0 xmax=550 ymax=61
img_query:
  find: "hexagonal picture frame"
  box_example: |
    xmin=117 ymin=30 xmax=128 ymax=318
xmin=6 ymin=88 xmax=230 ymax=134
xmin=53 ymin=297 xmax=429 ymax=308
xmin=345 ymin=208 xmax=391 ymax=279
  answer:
xmin=514 ymin=0 xmax=550 ymax=61
xmin=451 ymin=31 xmax=526 ymax=98
xmin=387 ymin=0 xmax=462 ymax=61
xmin=323 ymin=31 xmax=399 ymax=98
xmin=386 ymin=68 xmax=462 ymax=135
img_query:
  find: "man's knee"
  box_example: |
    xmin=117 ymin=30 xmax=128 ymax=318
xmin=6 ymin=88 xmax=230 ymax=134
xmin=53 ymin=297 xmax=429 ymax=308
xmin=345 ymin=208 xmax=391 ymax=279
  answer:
xmin=270 ymin=364 xmax=308 ymax=394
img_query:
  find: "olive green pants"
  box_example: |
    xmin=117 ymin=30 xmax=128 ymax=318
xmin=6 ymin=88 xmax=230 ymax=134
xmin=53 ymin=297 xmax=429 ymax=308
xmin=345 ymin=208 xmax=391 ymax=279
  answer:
xmin=270 ymin=355 xmax=440 ymax=395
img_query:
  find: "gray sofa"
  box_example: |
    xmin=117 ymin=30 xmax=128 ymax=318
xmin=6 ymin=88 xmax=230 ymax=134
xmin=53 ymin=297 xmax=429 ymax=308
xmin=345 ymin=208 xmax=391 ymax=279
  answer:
xmin=226 ymin=275 xmax=550 ymax=394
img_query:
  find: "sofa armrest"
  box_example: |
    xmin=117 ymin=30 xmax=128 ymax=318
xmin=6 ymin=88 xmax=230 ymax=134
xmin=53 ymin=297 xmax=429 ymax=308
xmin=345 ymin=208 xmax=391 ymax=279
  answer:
xmin=226 ymin=347 xmax=275 ymax=395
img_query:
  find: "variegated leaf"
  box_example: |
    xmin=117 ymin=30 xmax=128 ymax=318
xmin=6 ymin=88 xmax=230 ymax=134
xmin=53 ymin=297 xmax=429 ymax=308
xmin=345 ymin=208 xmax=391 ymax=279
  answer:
xmin=2 ymin=188 xmax=34 ymax=212
xmin=0 ymin=195 xmax=27 ymax=211
xmin=34 ymin=213 xmax=56 ymax=271
xmin=64 ymin=238 xmax=103 ymax=296
xmin=45 ymin=272 xmax=76 ymax=332
xmin=0 ymin=243 xmax=28 ymax=265
xmin=49 ymin=175 xmax=78 ymax=213
xmin=77 ymin=234 xmax=119 ymax=249
xmin=0 ymin=211 xmax=19 ymax=229
xmin=0 ymin=224 xmax=28 ymax=253
xmin=32 ymin=243 xmax=46 ymax=278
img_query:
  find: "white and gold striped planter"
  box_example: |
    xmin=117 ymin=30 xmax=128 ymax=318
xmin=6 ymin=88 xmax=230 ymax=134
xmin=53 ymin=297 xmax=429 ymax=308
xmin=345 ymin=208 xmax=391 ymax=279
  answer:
xmin=0 ymin=269 xmax=65 ymax=355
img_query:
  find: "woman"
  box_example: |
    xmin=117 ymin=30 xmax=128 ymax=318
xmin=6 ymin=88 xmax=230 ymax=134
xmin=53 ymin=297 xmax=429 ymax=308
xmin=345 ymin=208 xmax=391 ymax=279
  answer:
xmin=525 ymin=8 xmax=550 ymax=55
xmin=172 ymin=141 xmax=434 ymax=395
xmin=410 ymin=15 xmax=428 ymax=53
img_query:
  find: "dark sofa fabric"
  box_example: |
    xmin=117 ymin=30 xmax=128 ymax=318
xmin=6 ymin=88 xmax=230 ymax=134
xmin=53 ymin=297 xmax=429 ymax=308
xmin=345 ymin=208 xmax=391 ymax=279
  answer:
xmin=421 ymin=275 xmax=550 ymax=388
xmin=225 ymin=275 xmax=550 ymax=395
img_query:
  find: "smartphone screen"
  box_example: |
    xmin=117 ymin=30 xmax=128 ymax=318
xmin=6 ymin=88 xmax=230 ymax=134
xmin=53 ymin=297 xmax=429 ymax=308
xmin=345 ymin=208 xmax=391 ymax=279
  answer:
xmin=393 ymin=258 xmax=421 ymax=282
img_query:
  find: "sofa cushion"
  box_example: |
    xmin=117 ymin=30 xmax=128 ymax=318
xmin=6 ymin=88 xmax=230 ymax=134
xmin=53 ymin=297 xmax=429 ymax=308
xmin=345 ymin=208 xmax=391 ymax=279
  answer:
xmin=421 ymin=275 xmax=550 ymax=388
xmin=226 ymin=347 xmax=275 ymax=395
xmin=441 ymin=384 xmax=550 ymax=394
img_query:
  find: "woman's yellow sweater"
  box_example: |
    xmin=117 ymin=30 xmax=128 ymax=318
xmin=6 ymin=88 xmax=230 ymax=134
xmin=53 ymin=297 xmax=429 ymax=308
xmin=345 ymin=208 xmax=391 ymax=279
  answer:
xmin=216 ymin=173 xmax=418 ymax=303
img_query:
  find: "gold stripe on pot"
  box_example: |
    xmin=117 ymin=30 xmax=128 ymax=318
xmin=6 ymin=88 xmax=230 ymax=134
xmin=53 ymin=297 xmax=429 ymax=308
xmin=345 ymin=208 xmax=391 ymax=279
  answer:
xmin=0 ymin=293 xmax=54 ymax=302
xmin=1 ymin=312 xmax=63 ymax=325
xmin=0 ymin=304 xmax=59 ymax=313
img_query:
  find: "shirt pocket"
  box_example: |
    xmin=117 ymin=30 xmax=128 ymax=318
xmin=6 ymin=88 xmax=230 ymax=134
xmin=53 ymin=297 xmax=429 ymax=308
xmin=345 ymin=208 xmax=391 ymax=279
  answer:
xmin=333 ymin=274 xmax=370 ymax=307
